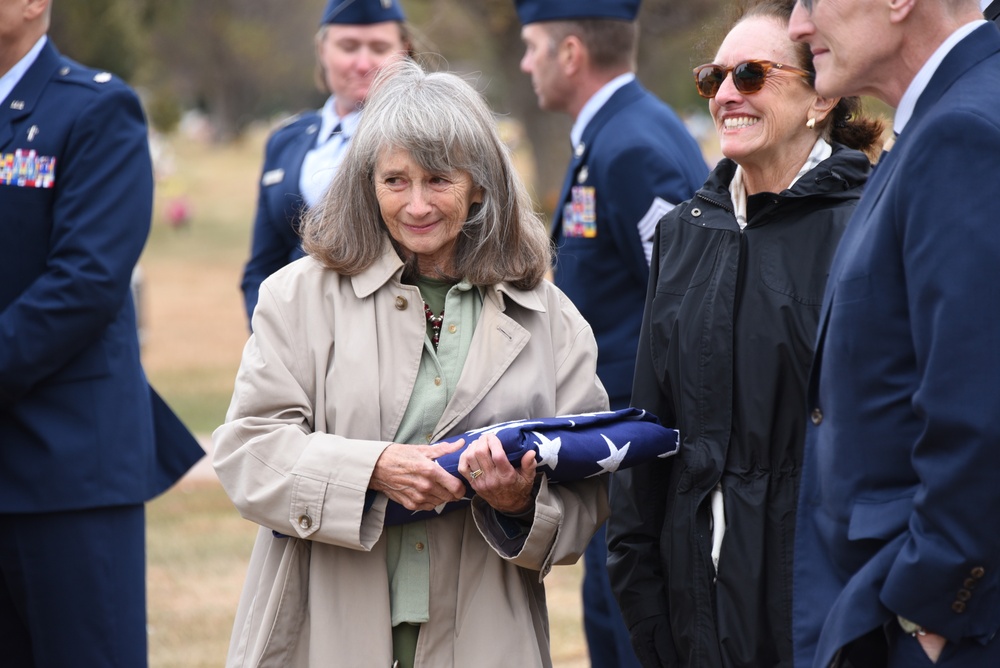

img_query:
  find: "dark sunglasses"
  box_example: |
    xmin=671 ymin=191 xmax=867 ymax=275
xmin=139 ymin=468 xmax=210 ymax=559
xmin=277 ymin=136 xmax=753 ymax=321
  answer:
xmin=692 ymin=60 xmax=813 ymax=99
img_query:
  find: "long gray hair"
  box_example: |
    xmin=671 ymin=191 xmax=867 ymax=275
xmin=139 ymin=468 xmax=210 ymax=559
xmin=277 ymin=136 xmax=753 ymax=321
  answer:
xmin=301 ymin=58 xmax=552 ymax=289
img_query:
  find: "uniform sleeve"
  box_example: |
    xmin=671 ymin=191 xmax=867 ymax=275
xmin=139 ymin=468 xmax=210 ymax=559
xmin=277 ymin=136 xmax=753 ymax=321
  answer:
xmin=472 ymin=290 xmax=611 ymax=578
xmin=601 ymin=140 xmax=705 ymax=282
xmin=213 ymin=280 xmax=391 ymax=552
xmin=240 ymin=135 xmax=301 ymax=328
xmin=0 ymin=84 xmax=152 ymax=405
xmin=607 ymin=223 xmax=675 ymax=629
xmin=878 ymin=110 xmax=1000 ymax=643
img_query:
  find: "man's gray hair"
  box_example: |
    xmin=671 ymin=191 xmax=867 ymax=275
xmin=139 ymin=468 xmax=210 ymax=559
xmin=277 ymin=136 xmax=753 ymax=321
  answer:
xmin=301 ymin=58 xmax=552 ymax=289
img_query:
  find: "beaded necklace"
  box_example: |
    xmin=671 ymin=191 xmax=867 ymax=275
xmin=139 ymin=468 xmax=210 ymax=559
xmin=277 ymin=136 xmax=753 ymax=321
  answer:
xmin=423 ymin=301 xmax=444 ymax=349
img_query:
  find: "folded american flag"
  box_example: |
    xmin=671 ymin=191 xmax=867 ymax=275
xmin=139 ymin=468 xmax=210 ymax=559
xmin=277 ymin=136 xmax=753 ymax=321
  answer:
xmin=383 ymin=407 xmax=679 ymax=526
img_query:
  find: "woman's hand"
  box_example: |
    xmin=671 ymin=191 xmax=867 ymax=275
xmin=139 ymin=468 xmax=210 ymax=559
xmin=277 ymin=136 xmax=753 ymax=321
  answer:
xmin=370 ymin=439 xmax=467 ymax=511
xmin=459 ymin=433 xmax=538 ymax=515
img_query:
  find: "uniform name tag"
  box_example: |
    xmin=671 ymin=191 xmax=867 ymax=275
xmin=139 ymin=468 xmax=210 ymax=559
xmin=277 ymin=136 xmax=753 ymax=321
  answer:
xmin=261 ymin=168 xmax=285 ymax=186
xmin=562 ymin=185 xmax=597 ymax=238
xmin=0 ymin=149 xmax=57 ymax=188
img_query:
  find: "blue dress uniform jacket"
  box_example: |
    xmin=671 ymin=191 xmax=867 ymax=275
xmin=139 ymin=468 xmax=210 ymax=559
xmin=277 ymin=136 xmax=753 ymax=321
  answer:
xmin=241 ymin=112 xmax=321 ymax=323
xmin=552 ymin=79 xmax=707 ymax=407
xmin=0 ymin=41 xmax=203 ymax=513
xmin=793 ymin=23 xmax=1000 ymax=668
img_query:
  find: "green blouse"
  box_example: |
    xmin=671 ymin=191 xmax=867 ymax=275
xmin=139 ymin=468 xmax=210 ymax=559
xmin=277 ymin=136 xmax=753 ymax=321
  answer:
xmin=385 ymin=277 xmax=482 ymax=627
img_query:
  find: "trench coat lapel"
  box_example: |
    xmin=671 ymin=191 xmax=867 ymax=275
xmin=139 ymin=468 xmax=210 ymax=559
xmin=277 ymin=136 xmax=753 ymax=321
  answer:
xmin=434 ymin=286 xmax=537 ymax=437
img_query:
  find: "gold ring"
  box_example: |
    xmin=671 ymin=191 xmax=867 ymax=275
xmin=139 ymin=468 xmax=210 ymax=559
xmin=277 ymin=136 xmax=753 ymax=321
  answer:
xmin=470 ymin=469 xmax=484 ymax=480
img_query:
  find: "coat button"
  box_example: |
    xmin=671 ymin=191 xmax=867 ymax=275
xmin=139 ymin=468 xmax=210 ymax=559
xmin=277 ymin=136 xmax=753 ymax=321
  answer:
xmin=956 ymin=589 xmax=972 ymax=602
xmin=810 ymin=408 xmax=823 ymax=425
xmin=691 ymin=208 xmax=702 ymax=217
xmin=952 ymin=600 xmax=966 ymax=613
xmin=434 ymin=377 xmax=442 ymax=386
xmin=415 ymin=542 xmax=425 ymax=552
xmin=971 ymin=567 xmax=986 ymax=579
xmin=448 ymin=324 xmax=457 ymax=333
xmin=395 ymin=296 xmax=408 ymax=310
xmin=298 ymin=514 xmax=312 ymax=529
xmin=964 ymin=578 xmax=978 ymax=589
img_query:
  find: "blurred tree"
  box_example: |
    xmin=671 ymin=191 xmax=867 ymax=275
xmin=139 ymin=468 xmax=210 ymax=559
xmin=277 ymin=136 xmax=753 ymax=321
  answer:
xmin=639 ymin=0 xmax=727 ymax=109
xmin=140 ymin=0 xmax=327 ymax=141
xmin=50 ymin=0 xmax=146 ymax=81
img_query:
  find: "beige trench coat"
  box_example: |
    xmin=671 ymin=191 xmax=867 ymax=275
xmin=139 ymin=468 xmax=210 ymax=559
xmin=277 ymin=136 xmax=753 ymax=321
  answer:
xmin=213 ymin=247 xmax=609 ymax=668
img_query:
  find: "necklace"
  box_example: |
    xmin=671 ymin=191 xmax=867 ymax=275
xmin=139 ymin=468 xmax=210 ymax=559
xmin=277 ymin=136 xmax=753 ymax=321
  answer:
xmin=423 ymin=301 xmax=444 ymax=349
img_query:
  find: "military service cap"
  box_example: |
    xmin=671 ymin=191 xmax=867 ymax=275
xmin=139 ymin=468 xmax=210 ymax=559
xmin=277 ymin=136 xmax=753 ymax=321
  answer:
xmin=321 ymin=0 xmax=406 ymax=25
xmin=513 ymin=0 xmax=640 ymax=24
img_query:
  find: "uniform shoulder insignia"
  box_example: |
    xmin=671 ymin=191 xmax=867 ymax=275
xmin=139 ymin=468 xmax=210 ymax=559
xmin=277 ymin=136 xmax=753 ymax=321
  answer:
xmin=273 ymin=112 xmax=303 ymax=132
xmin=273 ymin=110 xmax=320 ymax=133
xmin=54 ymin=59 xmax=124 ymax=92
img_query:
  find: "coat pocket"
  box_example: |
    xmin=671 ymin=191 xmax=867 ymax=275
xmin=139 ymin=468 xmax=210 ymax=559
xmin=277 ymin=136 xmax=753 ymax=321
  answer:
xmin=232 ymin=535 xmax=311 ymax=668
xmin=847 ymin=495 xmax=913 ymax=542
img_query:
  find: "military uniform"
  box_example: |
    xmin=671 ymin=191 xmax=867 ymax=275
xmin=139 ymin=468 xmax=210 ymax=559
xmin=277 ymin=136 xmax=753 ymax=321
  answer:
xmin=513 ymin=1 xmax=708 ymax=666
xmin=552 ymin=77 xmax=708 ymax=407
xmin=241 ymin=111 xmax=322 ymax=321
xmin=0 ymin=37 xmax=203 ymax=666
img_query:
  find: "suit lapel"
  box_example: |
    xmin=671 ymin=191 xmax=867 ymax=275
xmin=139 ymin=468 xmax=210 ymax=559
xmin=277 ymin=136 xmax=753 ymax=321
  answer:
xmin=281 ymin=122 xmax=320 ymax=223
xmin=810 ymin=131 xmax=905 ymax=397
xmin=911 ymin=23 xmax=1000 ymax=124
xmin=0 ymin=41 xmax=60 ymax=150
xmin=286 ymin=124 xmax=318 ymax=195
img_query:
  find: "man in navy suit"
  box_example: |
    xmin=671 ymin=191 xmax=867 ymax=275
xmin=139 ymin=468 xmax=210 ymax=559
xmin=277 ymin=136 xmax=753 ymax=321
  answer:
xmin=240 ymin=0 xmax=411 ymax=325
xmin=514 ymin=1 xmax=707 ymax=665
xmin=789 ymin=1 xmax=1000 ymax=666
xmin=0 ymin=1 xmax=203 ymax=665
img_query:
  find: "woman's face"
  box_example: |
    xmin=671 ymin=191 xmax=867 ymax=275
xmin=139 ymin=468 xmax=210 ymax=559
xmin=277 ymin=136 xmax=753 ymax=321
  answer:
xmin=318 ymin=22 xmax=407 ymax=117
xmin=374 ymin=147 xmax=482 ymax=277
xmin=710 ymin=16 xmax=820 ymax=173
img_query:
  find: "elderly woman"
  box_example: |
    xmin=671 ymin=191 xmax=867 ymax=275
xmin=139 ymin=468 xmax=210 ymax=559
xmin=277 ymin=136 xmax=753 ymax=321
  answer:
xmin=214 ymin=58 xmax=608 ymax=668
xmin=606 ymin=1 xmax=885 ymax=667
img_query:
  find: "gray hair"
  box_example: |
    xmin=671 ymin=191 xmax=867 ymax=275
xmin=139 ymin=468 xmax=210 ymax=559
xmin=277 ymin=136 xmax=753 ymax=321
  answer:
xmin=301 ymin=58 xmax=552 ymax=289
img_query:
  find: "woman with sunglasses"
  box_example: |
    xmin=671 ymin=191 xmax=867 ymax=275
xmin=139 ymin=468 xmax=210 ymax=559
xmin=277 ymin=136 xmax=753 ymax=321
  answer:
xmin=606 ymin=1 xmax=885 ymax=666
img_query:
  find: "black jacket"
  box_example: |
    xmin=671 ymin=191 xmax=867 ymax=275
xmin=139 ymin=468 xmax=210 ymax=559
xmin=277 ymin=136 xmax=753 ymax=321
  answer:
xmin=608 ymin=145 xmax=871 ymax=668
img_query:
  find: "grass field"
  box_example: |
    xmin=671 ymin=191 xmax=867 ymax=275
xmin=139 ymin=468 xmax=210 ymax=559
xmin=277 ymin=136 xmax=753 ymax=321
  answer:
xmin=141 ymin=131 xmax=590 ymax=667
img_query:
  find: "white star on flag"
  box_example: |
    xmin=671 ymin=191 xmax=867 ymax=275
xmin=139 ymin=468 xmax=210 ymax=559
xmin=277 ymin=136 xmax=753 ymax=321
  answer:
xmin=532 ymin=432 xmax=562 ymax=470
xmin=592 ymin=434 xmax=631 ymax=474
